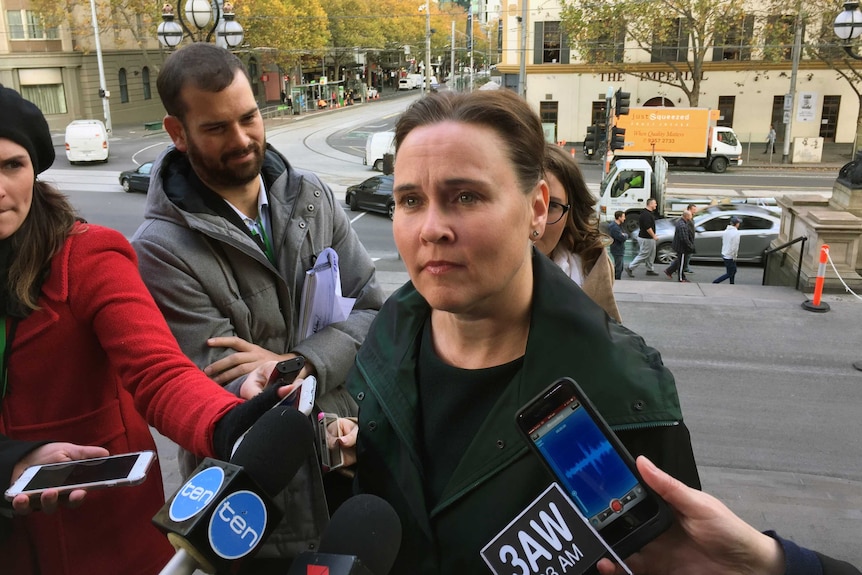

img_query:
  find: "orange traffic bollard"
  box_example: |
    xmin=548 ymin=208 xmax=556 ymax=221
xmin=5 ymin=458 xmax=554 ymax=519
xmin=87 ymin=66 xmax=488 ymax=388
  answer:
xmin=802 ymin=244 xmax=830 ymax=312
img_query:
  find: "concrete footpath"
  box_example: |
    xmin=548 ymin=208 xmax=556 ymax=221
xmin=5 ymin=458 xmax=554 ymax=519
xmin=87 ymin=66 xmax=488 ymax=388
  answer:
xmin=153 ymin=272 xmax=862 ymax=566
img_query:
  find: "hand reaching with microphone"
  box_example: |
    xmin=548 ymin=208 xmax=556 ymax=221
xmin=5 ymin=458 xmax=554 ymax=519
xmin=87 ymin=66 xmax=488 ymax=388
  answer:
xmin=10 ymin=442 xmax=110 ymax=515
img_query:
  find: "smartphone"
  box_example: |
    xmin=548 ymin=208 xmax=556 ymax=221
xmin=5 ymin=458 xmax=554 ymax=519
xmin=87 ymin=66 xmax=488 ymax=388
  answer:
xmin=231 ymin=375 xmax=318 ymax=458
xmin=515 ymin=377 xmax=672 ymax=557
xmin=275 ymin=375 xmax=317 ymax=416
xmin=5 ymin=451 xmax=155 ymax=501
xmin=317 ymin=412 xmax=344 ymax=472
xmin=267 ymin=356 xmax=305 ymax=387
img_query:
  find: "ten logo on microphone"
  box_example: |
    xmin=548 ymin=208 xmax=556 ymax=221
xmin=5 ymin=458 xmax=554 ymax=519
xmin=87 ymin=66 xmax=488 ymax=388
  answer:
xmin=208 ymin=490 xmax=268 ymax=559
xmin=169 ymin=466 xmax=225 ymax=522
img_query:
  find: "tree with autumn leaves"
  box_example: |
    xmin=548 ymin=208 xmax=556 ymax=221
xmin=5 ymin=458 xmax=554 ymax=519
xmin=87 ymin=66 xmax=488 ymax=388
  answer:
xmin=27 ymin=0 xmax=484 ymax=88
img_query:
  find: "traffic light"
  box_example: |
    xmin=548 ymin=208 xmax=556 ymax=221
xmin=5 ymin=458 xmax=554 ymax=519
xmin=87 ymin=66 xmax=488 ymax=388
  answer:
xmin=615 ymin=89 xmax=631 ymax=116
xmin=610 ymin=126 xmax=626 ymax=150
xmin=585 ymin=125 xmax=599 ymax=149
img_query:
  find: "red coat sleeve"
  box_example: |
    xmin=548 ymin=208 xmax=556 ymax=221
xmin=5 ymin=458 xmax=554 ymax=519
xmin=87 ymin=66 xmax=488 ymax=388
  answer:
xmin=64 ymin=225 xmax=242 ymax=456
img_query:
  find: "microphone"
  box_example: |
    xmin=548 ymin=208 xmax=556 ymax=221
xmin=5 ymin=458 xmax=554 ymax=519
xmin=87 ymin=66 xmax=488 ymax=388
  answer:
xmin=153 ymin=407 xmax=315 ymax=574
xmin=287 ymin=494 xmax=402 ymax=575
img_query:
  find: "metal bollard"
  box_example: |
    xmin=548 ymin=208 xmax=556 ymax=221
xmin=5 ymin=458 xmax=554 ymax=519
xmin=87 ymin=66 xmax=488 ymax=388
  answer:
xmin=802 ymin=244 xmax=830 ymax=312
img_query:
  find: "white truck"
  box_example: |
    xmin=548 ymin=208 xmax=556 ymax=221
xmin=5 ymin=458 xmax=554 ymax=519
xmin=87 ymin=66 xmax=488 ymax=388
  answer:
xmin=597 ymin=156 xmax=781 ymax=232
xmin=614 ymin=107 xmax=742 ymax=173
xmin=364 ymin=131 xmax=395 ymax=172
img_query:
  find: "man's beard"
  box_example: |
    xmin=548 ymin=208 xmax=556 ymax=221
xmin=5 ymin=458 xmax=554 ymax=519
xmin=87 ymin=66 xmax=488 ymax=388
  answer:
xmin=186 ymin=137 xmax=266 ymax=189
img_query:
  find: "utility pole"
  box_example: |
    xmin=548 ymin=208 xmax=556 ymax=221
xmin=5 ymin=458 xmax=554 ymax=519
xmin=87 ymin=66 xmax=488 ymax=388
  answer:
xmin=782 ymin=4 xmax=803 ymax=164
xmin=89 ymin=0 xmax=112 ymax=134
xmin=424 ymin=0 xmax=431 ymax=94
xmin=451 ymin=20 xmax=455 ymax=87
xmin=517 ymin=0 xmax=527 ymax=97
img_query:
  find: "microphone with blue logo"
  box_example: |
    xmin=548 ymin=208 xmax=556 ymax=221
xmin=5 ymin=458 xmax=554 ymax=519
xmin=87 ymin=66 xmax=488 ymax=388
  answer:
xmin=286 ymin=494 xmax=402 ymax=575
xmin=153 ymin=406 xmax=315 ymax=574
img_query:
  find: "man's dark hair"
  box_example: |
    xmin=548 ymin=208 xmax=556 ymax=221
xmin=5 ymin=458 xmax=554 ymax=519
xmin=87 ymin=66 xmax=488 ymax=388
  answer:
xmin=686 ymin=203 xmax=696 ymax=210
xmin=614 ymin=210 xmax=624 ymax=220
xmin=157 ymin=43 xmax=249 ymax=120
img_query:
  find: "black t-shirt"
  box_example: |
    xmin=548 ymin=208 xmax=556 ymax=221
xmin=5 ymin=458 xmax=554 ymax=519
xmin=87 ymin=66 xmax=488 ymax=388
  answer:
xmin=417 ymin=320 xmax=524 ymax=507
xmin=638 ymin=209 xmax=656 ymax=239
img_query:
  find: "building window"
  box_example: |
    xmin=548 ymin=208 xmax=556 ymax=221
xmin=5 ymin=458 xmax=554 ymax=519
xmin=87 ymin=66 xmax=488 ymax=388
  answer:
xmin=119 ymin=68 xmax=129 ymax=103
xmin=6 ymin=10 xmax=59 ymax=40
xmin=540 ymin=101 xmax=559 ymax=142
xmin=763 ymin=15 xmax=797 ymax=61
xmin=651 ymin=18 xmax=689 ymax=62
xmin=717 ymin=96 xmax=735 ymax=127
xmin=712 ymin=15 xmax=754 ymax=61
xmin=586 ymin=28 xmax=626 ymax=64
xmin=142 ymin=66 xmax=151 ymax=100
xmin=543 ymin=21 xmax=561 ymax=63
xmin=533 ymin=22 xmax=570 ymax=64
xmin=20 ymin=84 xmax=67 ymax=115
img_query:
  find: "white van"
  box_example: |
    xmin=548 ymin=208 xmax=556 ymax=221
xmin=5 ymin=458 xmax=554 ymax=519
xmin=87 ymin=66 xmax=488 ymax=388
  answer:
xmin=65 ymin=120 xmax=109 ymax=164
xmin=364 ymin=131 xmax=395 ymax=172
xmin=398 ymin=77 xmax=415 ymax=91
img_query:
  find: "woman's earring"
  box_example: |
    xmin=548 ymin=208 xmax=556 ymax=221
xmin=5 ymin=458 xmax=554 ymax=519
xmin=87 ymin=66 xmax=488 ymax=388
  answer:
xmin=532 ymin=230 xmax=540 ymax=238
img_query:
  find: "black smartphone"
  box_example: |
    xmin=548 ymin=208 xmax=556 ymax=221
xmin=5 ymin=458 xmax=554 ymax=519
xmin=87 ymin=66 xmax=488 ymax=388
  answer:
xmin=267 ymin=356 xmax=305 ymax=387
xmin=515 ymin=377 xmax=672 ymax=558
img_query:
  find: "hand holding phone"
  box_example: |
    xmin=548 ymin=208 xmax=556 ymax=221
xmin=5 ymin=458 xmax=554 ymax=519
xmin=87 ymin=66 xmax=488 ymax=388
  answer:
xmin=515 ymin=377 xmax=672 ymax=558
xmin=5 ymin=451 xmax=155 ymax=503
xmin=317 ymin=412 xmax=344 ymax=472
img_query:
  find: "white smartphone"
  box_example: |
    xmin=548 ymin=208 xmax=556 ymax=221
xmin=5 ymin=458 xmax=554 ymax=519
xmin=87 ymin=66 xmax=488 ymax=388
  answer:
xmin=4 ymin=451 xmax=155 ymax=501
xmin=231 ymin=376 xmax=319 ymax=458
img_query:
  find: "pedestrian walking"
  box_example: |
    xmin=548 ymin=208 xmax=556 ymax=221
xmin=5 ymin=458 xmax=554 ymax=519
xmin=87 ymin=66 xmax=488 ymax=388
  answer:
xmin=682 ymin=203 xmax=697 ymax=274
xmin=607 ymin=210 xmax=628 ymax=281
xmin=664 ymin=211 xmax=695 ymax=282
xmin=764 ymin=124 xmax=776 ymax=154
xmin=713 ymin=216 xmax=742 ymax=284
xmin=625 ymin=198 xmax=659 ymax=277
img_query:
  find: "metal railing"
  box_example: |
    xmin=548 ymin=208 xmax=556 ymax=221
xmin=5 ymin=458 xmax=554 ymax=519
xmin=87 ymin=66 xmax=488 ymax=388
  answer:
xmin=762 ymin=235 xmax=807 ymax=290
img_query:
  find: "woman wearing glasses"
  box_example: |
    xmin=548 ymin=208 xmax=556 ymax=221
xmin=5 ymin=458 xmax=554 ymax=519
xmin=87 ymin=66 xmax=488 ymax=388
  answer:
xmin=535 ymin=143 xmax=621 ymax=322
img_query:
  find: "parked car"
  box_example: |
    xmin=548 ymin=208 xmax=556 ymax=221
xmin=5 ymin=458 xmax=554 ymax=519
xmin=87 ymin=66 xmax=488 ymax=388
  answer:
xmin=65 ymin=119 xmax=109 ymax=164
xmin=644 ymin=205 xmax=780 ymax=265
xmin=345 ymin=175 xmax=395 ymax=220
xmin=119 ymin=162 xmax=154 ymax=193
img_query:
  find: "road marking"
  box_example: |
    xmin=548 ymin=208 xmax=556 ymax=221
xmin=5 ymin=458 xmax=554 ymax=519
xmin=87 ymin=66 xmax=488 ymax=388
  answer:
xmin=350 ymin=212 xmax=367 ymax=224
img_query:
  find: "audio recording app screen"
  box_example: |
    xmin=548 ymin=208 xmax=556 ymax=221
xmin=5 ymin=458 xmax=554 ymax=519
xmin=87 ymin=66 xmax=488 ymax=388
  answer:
xmin=533 ymin=400 xmax=646 ymax=530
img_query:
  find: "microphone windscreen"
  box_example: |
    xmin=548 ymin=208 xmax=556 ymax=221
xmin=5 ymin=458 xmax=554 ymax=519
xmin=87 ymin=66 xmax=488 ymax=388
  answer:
xmin=229 ymin=407 xmax=315 ymax=497
xmin=319 ymin=494 xmax=402 ymax=575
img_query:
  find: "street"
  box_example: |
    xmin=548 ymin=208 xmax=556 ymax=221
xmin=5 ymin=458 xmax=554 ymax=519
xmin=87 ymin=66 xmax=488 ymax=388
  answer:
xmin=45 ymin=98 xmax=862 ymax=567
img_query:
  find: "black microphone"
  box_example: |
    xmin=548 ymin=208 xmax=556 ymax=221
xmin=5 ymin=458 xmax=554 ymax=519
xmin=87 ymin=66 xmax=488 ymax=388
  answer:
xmin=287 ymin=494 xmax=402 ymax=575
xmin=154 ymin=407 xmax=315 ymax=575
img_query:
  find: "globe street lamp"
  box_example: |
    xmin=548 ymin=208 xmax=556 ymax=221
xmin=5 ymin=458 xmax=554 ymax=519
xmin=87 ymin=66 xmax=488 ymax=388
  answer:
xmin=834 ymin=1 xmax=862 ymax=60
xmin=157 ymin=0 xmax=244 ymax=49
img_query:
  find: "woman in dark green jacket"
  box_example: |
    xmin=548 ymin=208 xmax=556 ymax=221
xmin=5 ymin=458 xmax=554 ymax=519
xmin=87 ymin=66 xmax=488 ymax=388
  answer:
xmin=345 ymin=90 xmax=700 ymax=574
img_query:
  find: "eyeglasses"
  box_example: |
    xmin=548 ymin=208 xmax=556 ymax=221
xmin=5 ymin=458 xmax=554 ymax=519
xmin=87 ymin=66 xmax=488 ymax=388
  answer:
xmin=547 ymin=200 xmax=570 ymax=225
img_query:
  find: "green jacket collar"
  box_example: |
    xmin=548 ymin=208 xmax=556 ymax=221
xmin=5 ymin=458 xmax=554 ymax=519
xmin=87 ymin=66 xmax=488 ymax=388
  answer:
xmin=350 ymin=250 xmax=682 ymax=516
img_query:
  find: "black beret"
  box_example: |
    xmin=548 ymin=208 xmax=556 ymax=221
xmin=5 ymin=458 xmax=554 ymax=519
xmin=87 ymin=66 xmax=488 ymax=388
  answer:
xmin=0 ymin=85 xmax=56 ymax=174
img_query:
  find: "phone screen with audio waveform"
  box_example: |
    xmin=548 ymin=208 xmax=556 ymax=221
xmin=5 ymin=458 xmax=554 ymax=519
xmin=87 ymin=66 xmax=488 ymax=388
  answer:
xmin=531 ymin=399 xmax=647 ymax=531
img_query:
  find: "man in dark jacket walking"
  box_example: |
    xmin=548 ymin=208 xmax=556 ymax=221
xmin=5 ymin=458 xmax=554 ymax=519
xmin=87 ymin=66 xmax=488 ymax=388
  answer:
xmin=607 ymin=210 xmax=628 ymax=280
xmin=664 ymin=211 xmax=695 ymax=282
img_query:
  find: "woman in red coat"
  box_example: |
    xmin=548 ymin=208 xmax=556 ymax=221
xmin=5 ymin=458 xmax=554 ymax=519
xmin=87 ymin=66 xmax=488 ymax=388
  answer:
xmin=0 ymin=87 xmax=286 ymax=574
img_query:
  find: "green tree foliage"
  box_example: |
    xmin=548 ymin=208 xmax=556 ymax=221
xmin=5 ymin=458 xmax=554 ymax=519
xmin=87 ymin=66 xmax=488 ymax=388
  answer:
xmin=237 ymin=0 xmax=330 ymax=69
xmin=760 ymin=0 xmax=860 ymax=153
xmin=560 ymin=0 xmax=748 ymax=105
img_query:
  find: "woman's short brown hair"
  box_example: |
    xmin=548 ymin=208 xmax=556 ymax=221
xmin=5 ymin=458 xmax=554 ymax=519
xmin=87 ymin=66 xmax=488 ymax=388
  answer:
xmin=394 ymin=90 xmax=546 ymax=194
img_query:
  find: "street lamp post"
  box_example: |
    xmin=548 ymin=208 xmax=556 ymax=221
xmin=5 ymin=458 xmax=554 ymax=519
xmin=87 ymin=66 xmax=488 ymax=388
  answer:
xmin=157 ymin=0 xmax=244 ymax=49
xmin=834 ymin=1 xmax=862 ymax=60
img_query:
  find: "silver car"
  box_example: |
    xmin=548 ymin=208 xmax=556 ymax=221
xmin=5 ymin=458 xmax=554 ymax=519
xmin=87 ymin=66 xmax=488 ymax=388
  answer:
xmin=651 ymin=205 xmax=780 ymax=265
